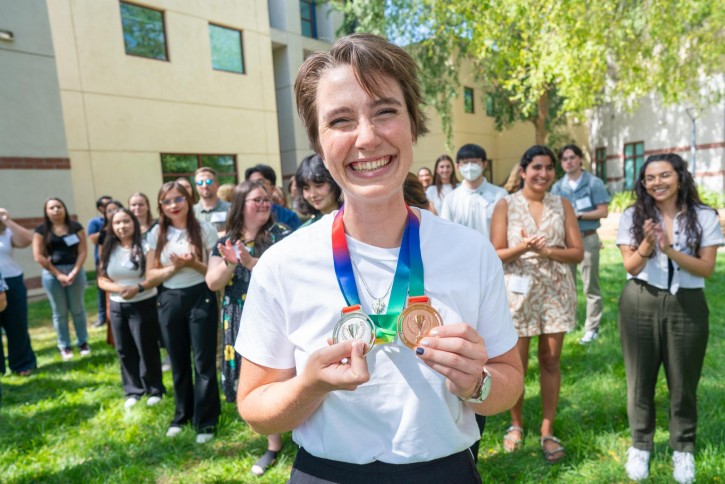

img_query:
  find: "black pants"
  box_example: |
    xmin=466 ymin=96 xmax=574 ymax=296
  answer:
xmin=0 ymin=275 xmax=37 ymax=374
xmin=157 ymin=282 xmax=220 ymax=431
xmin=618 ymin=279 xmax=709 ymax=452
xmin=290 ymin=447 xmax=482 ymax=484
xmin=109 ymin=297 xmax=164 ymax=398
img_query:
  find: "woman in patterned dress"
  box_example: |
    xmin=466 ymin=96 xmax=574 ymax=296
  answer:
xmin=206 ymin=180 xmax=291 ymax=476
xmin=490 ymin=145 xmax=583 ymax=463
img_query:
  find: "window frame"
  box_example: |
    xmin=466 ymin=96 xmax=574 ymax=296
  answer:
xmin=594 ymin=147 xmax=607 ymax=181
xmin=623 ymin=141 xmax=645 ymax=190
xmin=300 ymin=0 xmax=317 ymax=39
xmin=160 ymin=153 xmax=238 ymax=186
xmin=208 ymin=23 xmax=245 ymax=74
xmin=119 ymin=1 xmax=169 ymax=62
xmin=463 ymin=86 xmax=475 ymax=114
xmin=485 ymin=93 xmax=495 ymax=117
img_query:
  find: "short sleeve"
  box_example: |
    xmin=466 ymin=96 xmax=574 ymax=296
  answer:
xmin=34 ymin=224 xmax=45 ymax=235
xmin=699 ymin=208 xmax=725 ymax=248
xmin=87 ymin=218 xmax=102 ymax=235
xmin=211 ymin=235 xmax=228 ymax=257
xmin=550 ymin=180 xmax=562 ymax=196
xmin=590 ymin=177 xmax=611 ymax=205
xmin=616 ymin=208 xmax=634 ymax=246
xmin=234 ymin=256 xmax=296 ymax=368
xmin=71 ymin=221 xmax=84 ymax=233
xmin=146 ymin=225 xmax=160 ymax=250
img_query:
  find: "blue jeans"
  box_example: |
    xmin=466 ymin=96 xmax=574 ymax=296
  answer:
xmin=0 ymin=275 xmax=37 ymax=374
xmin=41 ymin=266 xmax=89 ymax=349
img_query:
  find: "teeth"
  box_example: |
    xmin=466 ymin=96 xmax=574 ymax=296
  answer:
xmin=351 ymin=157 xmax=390 ymax=172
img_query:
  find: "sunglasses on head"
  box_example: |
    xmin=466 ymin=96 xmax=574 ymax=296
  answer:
xmin=195 ymin=179 xmax=214 ymax=186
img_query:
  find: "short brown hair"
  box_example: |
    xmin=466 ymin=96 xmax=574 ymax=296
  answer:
xmin=294 ymin=33 xmax=429 ymax=153
xmin=194 ymin=166 xmax=217 ymax=178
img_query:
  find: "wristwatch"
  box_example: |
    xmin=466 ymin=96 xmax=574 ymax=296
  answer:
xmin=462 ymin=366 xmax=491 ymax=404
xmin=137 ymin=283 xmax=145 ymax=293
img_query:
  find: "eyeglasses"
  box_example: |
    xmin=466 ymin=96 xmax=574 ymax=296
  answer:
xmin=643 ymin=171 xmax=675 ymax=186
xmin=160 ymin=196 xmax=186 ymax=206
xmin=195 ymin=179 xmax=214 ymax=186
xmin=245 ymin=197 xmax=272 ymax=206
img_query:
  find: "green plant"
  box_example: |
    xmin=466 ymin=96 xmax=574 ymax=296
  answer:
xmin=609 ymin=190 xmax=635 ymax=213
xmin=698 ymin=187 xmax=725 ymax=209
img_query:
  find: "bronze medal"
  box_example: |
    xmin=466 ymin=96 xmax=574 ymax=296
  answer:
xmin=397 ymin=297 xmax=443 ymax=349
xmin=332 ymin=307 xmax=376 ymax=354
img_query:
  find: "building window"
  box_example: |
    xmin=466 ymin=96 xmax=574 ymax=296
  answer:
xmin=464 ymin=87 xmax=474 ymax=114
xmin=485 ymin=93 xmax=495 ymax=117
xmin=161 ymin=154 xmax=237 ymax=185
xmin=595 ymin=147 xmax=607 ymax=181
xmin=120 ymin=2 xmax=168 ymax=61
xmin=209 ymin=24 xmax=244 ymax=74
xmin=300 ymin=1 xmax=317 ymax=38
xmin=623 ymin=141 xmax=644 ymax=190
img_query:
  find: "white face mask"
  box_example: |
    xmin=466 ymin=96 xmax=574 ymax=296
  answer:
xmin=459 ymin=162 xmax=483 ymax=181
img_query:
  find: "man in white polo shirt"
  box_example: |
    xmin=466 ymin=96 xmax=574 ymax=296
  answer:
xmin=441 ymin=144 xmax=507 ymax=239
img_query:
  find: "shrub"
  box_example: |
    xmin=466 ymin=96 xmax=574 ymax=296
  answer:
xmin=610 ymin=191 xmax=635 ymax=213
xmin=698 ymin=187 xmax=725 ymax=209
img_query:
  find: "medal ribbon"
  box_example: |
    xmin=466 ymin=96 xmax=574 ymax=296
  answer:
xmin=331 ymin=205 xmax=424 ymax=343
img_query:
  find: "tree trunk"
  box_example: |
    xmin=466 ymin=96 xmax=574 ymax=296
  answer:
xmin=535 ymin=91 xmax=549 ymax=144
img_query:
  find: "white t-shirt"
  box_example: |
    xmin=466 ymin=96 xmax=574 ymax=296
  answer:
xmin=425 ymin=183 xmax=454 ymax=214
xmin=105 ymin=244 xmax=158 ymax=303
xmin=147 ymin=222 xmax=217 ymax=289
xmin=0 ymin=228 xmax=23 ymax=279
xmin=236 ymin=209 xmax=517 ymax=465
xmin=616 ymin=205 xmax=724 ymax=293
xmin=440 ymin=179 xmax=507 ymax=240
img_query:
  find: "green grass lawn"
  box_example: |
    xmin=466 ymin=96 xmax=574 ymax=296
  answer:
xmin=1 ymin=246 xmax=724 ymax=483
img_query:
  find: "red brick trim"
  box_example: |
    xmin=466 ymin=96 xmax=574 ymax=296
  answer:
xmin=25 ymin=276 xmax=42 ymax=290
xmin=0 ymin=157 xmax=71 ymax=170
xmin=605 ymin=141 xmax=725 ymax=160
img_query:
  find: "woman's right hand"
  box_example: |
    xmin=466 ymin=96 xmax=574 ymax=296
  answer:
xmin=520 ymin=229 xmax=546 ymax=252
xmin=218 ymin=240 xmax=239 ymax=266
xmin=299 ymin=340 xmax=370 ymax=394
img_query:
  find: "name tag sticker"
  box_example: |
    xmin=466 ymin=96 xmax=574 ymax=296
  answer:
xmin=210 ymin=211 xmax=227 ymax=223
xmin=575 ymin=197 xmax=593 ymax=211
xmin=63 ymin=234 xmax=80 ymax=246
xmin=509 ymin=275 xmax=530 ymax=295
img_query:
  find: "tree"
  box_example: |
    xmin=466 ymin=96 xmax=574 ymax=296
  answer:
xmin=331 ymin=0 xmax=725 ymax=144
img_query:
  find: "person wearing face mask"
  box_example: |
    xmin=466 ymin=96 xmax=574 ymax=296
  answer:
xmin=440 ymin=144 xmax=507 ymax=240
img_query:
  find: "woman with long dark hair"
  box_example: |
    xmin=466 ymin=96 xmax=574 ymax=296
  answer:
xmin=617 ymin=153 xmax=722 ymax=483
xmin=425 ymin=154 xmax=459 ymax=213
xmin=32 ymin=198 xmax=90 ymax=360
xmin=490 ymin=145 xmax=583 ymax=463
xmin=294 ymin=153 xmax=342 ymax=226
xmin=98 ymin=208 xmax=164 ymax=409
xmin=206 ymin=180 xmax=291 ymax=475
xmin=0 ymin=208 xmax=37 ymax=375
xmin=146 ymin=182 xmax=220 ymax=443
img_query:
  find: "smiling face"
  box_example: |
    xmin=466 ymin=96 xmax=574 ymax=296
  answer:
xmin=302 ymin=181 xmax=338 ymax=214
xmin=643 ymin=161 xmax=679 ymax=205
xmin=417 ymin=168 xmax=432 ymax=188
xmin=243 ymin=186 xmax=272 ymax=228
xmin=111 ymin=211 xmax=135 ymax=242
xmin=316 ymin=65 xmax=413 ymax=206
xmin=436 ymin=159 xmax=453 ymax=184
xmin=521 ymin=155 xmax=556 ymax=192
xmin=159 ymin=188 xmax=188 ymax=224
xmin=105 ymin=203 xmax=121 ymax=220
xmin=128 ymin=195 xmax=149 ymax=221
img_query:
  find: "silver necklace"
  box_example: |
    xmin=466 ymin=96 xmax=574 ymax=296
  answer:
xmin=351 ymin=258 xmax=393 ymax=314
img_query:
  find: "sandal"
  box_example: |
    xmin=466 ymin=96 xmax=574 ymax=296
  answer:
xmin=251 ymin=449 xmax=280 ymax=476
xmin=540 ymin=435 xmax=565 ymax=464
xmin=503 ymin=425 xmax=524 ymax=453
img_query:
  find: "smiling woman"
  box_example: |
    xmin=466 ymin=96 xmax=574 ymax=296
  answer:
xmin=233 ymin=34 xmax=524 ymax=483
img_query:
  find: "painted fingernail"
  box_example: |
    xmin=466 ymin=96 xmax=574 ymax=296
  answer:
xmin=421 ymin=339 xmax=430 ymax=346
xmin=415 ymin=347 xmax=424 ymax=355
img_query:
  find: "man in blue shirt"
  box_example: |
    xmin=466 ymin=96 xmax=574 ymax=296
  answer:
xmin=87 ymin=195 xmax=111 ymax=328
xmin=551 ymin=145 xmax=611 ymax=344
xmin=244 ymin=164 xmax=301 ymax=230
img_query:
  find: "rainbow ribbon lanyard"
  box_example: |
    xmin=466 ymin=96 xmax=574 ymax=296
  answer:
xmin=331 ymin=205 xmax=424 ymax=344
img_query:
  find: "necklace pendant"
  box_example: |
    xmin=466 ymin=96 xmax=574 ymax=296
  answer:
xmin=371 ymin=299 xmax=386 ymax=314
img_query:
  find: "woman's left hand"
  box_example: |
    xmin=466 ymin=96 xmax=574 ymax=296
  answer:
xmin=119 ymin=285 xmax=139 ymax=300
xmin=218 ymin=240 xmax=239 ymax=266
xmin=414 ymin=322 xmax=488 ymax=400
xmin=653 ymin=222 xmax=672 ymax=253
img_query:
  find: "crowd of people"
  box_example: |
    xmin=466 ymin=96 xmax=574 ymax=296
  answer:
xmin=1 ymin=33 xmax=722 ymax=484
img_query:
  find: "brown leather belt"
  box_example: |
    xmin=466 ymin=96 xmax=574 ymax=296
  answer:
xmin=582 ymin=229 xmax=597 ymax=237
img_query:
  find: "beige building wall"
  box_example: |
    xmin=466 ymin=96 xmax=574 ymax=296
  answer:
xmin=0 ymin=0 xmax=73 ymax=286
xmin=47 ymin=0 xmax=282 ymax=256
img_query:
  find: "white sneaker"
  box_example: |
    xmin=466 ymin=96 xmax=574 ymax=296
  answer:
xmin=196 ymin=433 xmax=213 ymax=444
xmin=580 ymin=330 xmax=599 ymax=345
xmin=673 ymin=451 xmax=696 ymax=483
xmin=166 ymin=426 xmax=182 ymax=438
xmin=146 ymin=396 xmax=162 ymax=407
xmin=625 ymin=447 xmax=650 ymax=481
xmin=124 ymin=397 xmax=139 ymax=409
